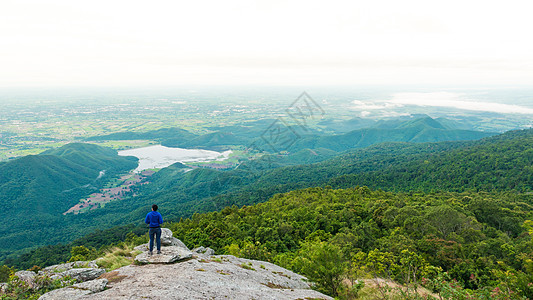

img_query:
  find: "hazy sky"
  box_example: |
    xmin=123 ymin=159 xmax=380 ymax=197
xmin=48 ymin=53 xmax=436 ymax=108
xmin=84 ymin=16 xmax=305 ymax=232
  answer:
xmin=1 ymin=0 xmax=532 ymax=87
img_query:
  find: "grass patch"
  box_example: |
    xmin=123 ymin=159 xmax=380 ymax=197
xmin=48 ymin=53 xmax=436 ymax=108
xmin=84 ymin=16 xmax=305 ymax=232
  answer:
xmin=216 ymin=270 xmax=231 ymax=275
xmin=271 ymin=271 xmax=290 ymax=279
xmin=240 ymin=262 xmax=256 ymax=271
xmin=96 ymin=244 xmax=141 ymax=271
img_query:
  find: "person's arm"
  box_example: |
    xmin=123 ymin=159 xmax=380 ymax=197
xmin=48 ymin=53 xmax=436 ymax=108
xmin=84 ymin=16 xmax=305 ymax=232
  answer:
xmin=158 ymin=213 xmax=163 ymax=225
xmin=145 ymin=213 xmax=150 ymax=225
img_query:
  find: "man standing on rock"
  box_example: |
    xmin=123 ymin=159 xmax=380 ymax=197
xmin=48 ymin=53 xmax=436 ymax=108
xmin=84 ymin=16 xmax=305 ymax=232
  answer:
xmin=145 ymin=204 xmax=163 ymax=255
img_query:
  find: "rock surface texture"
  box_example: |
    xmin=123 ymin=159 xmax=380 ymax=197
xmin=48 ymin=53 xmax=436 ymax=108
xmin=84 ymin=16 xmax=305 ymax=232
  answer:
xmin=37 ymin=229 xmax=331 ymax=300
xmin=134 ymin=245 xmax=193 ymax=264
xmin=134 ymin=228 xmax=190 ymax=251
xmin=38 ymin=279 xmax=108 ymax=300
xmin=13 ymin=270 xmax=37 ymax=288
xmin=192 ymin=246 xmax=216 ymax=256
xmin=77 ymin=255 xmax=331 ymax=299
xmin=37 ymin=261 xmax=105 ymax=282
xmin=134 ymin=228 xmax=193 ymax=264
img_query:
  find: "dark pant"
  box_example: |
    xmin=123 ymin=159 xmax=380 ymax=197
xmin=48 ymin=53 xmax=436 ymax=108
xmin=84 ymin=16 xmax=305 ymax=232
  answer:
xmin=149 ymin=227 xmax=162 ymax=252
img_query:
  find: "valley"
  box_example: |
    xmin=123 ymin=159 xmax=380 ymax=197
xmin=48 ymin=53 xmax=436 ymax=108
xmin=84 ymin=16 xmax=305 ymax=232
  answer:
xmin=1 ymin=88 xmax=533 ymax=299
xmin=1 ymin=87 xmax=532 ymax=161
xmin=4 ymin=1 xmax=533 ymax=298
xmin=63 ymin=170 xmax=155 ymax=215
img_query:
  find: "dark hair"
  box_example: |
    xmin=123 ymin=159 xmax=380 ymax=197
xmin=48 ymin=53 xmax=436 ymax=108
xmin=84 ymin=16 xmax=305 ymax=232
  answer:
xmin=152 ymin=204 xmax=158 ymax=211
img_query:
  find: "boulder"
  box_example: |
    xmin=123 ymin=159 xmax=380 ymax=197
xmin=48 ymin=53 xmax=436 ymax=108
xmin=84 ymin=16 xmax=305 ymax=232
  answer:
xmin=134 ymin=228 xmax=189 ymax=252
xmin=38 ymin=279 xmax=108 ymax=300
xmin=60 ymin=268 xmax=105 ymax=282
xmin=160 ymin=228 xmax=174 ymax=245
xmin=38 ymin=261 xmax=105 ymax=283
xmin=74 ymin=255 xmax=333 ymax=299
xmin=41 ymin=261 xmax=99 ymax=274
xmin=14 ymin=270 xmax=37 ymax=288
xmin=0 ymin=282 xmax=7 ymax=293
xmin=134 ymin=246 xmax=193 ymax=264
xmin=38 ymin=286 xmax=92 ymax=300
xmin=168 ymin=237 xmax=189 ymax=249
xmin=192 ymin=246 xmax=215 ymax=256
xmin=72 ymin=278 xmax=108 ymax=293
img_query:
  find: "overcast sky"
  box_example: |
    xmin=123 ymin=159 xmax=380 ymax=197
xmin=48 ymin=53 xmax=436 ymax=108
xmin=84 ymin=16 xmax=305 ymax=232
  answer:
xmin=1 ymin=0 xmax=532 ymax=87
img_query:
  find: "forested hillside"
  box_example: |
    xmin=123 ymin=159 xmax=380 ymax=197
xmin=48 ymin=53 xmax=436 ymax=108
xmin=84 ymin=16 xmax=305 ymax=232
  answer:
xmin=0 ymin=128 xmax=526 ymax=263
xmin=166 ymin=187 xmax=533 ymax=298
xmin=5 ymin=129 xmax=530 ymax=271
xmin=127 ymin=128 xmax=532 ymax=222
xmin=2 ymin=127 xmax=532 ymax=298
xmin=0 ymin=143 xmax=137 ymax=258
xmin=8 ymin=187 xmax=531 ymax=298
xmin=288 ymin=117 xmax=494 ymax=152
xmin=328 ymin=128 xmax=533 ymax=192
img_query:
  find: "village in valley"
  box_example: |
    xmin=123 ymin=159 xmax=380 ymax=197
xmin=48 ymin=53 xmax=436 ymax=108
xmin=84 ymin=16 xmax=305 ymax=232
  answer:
xmin=63 ymin=170 xmax=155 ymax=215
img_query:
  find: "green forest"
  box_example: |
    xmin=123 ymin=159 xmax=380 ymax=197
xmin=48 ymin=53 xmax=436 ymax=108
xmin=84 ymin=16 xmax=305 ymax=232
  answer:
xmin=5 ymin=187 xmax=532 ymax=299
xmin=1 ymin=124 xmax=532 ymax=299
xmin=168 ymin=187 xmax=533 ymax=298
xmin=0 ymin=143 xmax=138 ymax=258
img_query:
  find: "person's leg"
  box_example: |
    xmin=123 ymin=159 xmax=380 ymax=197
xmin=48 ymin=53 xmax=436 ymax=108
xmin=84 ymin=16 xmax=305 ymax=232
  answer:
xmin=149 ymin=228 xmax=155 ymax=254
xmin=155 ymin=228 xmax=162 ymax=253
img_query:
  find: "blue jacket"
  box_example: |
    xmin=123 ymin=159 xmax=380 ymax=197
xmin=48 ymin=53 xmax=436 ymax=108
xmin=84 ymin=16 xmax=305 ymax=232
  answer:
xmin=145 ymin=211 xmax=163 ymax=228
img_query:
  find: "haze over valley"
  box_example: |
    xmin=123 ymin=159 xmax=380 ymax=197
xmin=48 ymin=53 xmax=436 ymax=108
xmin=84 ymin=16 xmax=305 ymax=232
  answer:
xmin=1 ymin=0 xmax=533 ymax=298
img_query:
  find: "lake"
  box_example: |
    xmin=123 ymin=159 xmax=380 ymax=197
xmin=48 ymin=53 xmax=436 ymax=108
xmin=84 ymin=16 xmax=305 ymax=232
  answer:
xmin=118 ymin=145 xmax=231 ymax=172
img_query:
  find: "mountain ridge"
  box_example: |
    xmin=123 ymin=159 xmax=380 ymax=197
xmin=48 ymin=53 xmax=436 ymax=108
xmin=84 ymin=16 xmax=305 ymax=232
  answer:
xmin=0 ymin=143 xmax=138 ymax=256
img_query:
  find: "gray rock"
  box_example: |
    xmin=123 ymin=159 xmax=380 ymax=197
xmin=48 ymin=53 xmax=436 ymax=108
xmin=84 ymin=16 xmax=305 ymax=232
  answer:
xmin=133 ymin=244 xmax=146 ymax=252
xmin=134 ymin=246 xmax=193 ymax=264
xmin=74 ymin=255 xmax=332 ymax=300
xmin=160 ymin=228 xmax=174 ymax=245
xmin=38 ymin=286 xmax=92 ymax=300
xmin=134 ymin=238 xmax=189 ymax=252
xmin=192 ymin=246 xmax=215 ymax=256
xmin=50 ymin=274 xmax=63 ymax=281
xmin=40 ymin=261 xmax=98 ymax=275
xmin=0 ymin=282 xmax=7 ymax=293
xmin=61 ymin=268 xmax=105 ymax=282
xmin=42 ymin=263 xmax=71 ymax=274
xmin=72 ymin=279 xmax=108 ymax=293
xmin=14 ymin=270 xmax=37 ymax=288
xmin=168 ymin=237 xmax=189 ymax=249
xmin=74 ymin=261 xmax=99 ymax=269
xmin=134 ymin=227 xmax=189 ymax=252
xmin=37 ymin=278 xmax=108 ymax=300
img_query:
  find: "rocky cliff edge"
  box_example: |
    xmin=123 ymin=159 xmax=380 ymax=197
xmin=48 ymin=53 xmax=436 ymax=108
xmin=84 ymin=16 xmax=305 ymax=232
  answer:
xmin=35 ymin=228 xmax=331 ymax=300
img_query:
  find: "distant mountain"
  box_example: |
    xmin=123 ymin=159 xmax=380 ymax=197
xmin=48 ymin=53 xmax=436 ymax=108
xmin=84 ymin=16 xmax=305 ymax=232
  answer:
xmin=288 ymin=117 xmax=495 ymax=152
xmin=328 ymin=128 xmax=533 ymax=192
xmin=84 ymin=117 xmax=493 ymax=154
xmin=0 ymin=143 xmax=137 ymax=255
xmin=317 ymin=117 xmax=377 ymax=133
xmin=139 ymin=128 xmax=531 ymax=220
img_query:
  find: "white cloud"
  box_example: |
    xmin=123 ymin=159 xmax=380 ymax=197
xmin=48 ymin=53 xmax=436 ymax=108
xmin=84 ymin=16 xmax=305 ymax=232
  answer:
xmin=390 ymin=92 xmax=533 ymax=114
xmin=352 ymin=100 xmax=403 ymax=110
